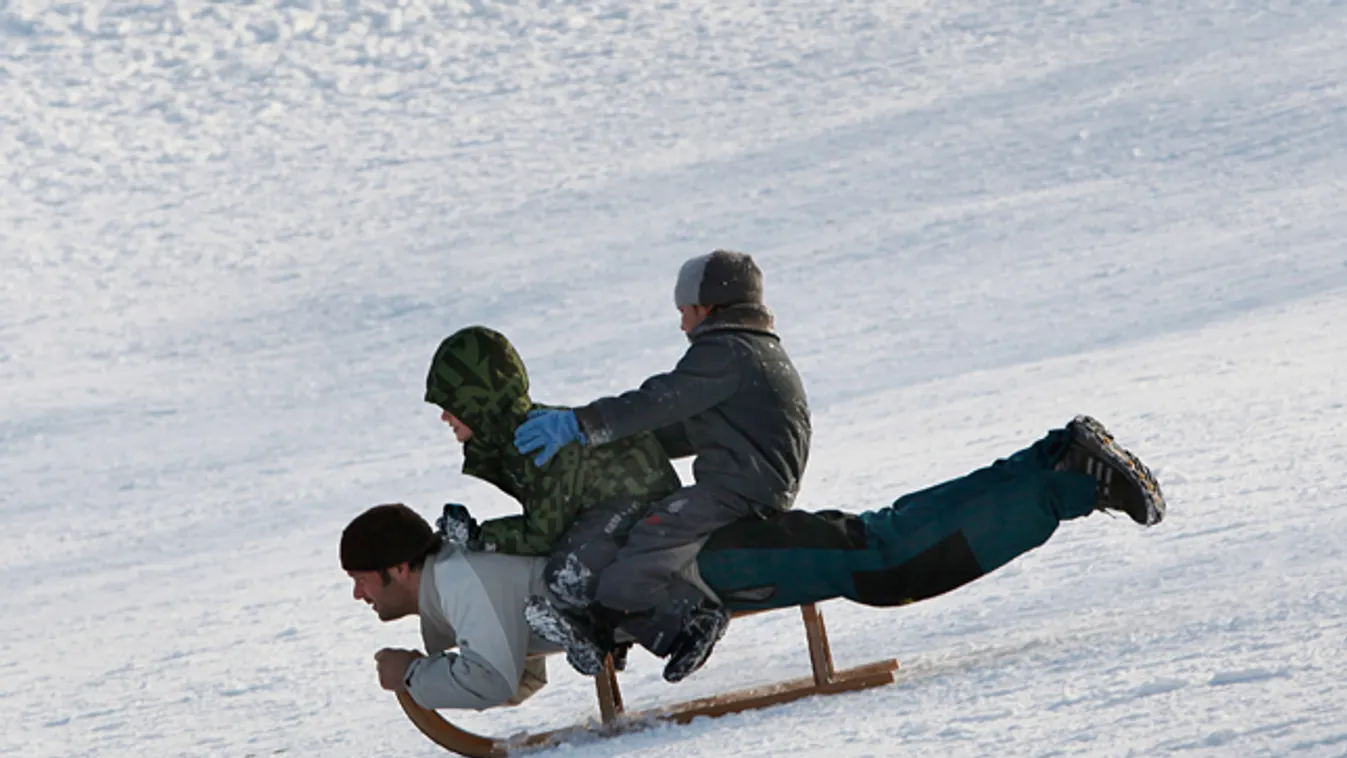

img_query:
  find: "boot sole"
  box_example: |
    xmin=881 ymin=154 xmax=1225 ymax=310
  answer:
xmin=1070 ymin=415 xmax=1167 ymax=526
xmin=662 ymin=614 xmax=731 ymax=683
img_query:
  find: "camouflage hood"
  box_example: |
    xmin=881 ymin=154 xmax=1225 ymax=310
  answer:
xmin=425 ymin=326 xmax=533 ymax=449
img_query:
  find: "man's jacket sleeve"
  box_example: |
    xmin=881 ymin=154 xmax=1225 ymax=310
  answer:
xmin=403 ymin=647 xmax=515 ymax=710
xmin=404 ymin=553 xmax=533 ymax=710
xmin=474 ymin=445 xmax=586 ymax=555
xmin=574 ymin=339 xmax=739 ymax=447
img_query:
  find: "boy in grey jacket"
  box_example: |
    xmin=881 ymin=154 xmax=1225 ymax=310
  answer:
xmin=341 ymin=503 xmax=556 ymax=710
xmin=514 ymin=250 xmax=811 ymax=683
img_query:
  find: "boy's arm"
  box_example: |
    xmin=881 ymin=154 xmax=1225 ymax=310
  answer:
xmin=574 ymin=339 xmax=739 ymax=447
xmin=403 ymin=553 xmax=533 ymax=710
xmin=473 ymin=445 xmax=586 ymax=555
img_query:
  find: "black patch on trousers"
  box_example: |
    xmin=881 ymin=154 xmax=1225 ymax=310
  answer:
xmin=851 ymin=530 xmax=984 ymax=607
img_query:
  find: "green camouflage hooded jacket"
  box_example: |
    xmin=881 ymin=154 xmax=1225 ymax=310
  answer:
xmin=425 ymin=326 xmax=681 ymax=556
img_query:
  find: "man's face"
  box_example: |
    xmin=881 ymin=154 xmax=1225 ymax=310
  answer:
xmin=440 ymin=409 xmax=474 ymax=442
xmin=349 ymin=567 xmax=416 ymax=622
xmin=679 ymin=304 xmax=712 ymax=334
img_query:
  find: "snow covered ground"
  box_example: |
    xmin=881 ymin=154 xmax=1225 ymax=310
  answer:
xmin=4 ymin=0 xmax=1346 ymax=755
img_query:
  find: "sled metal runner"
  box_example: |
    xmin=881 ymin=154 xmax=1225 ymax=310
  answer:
xmin=397 ymin=603 xmax=900 ymax=756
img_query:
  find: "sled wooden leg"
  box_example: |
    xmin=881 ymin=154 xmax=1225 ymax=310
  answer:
xmin=801 ymin=603 xmax=836 ymax=685
xmin=594 ymin=654 xmax=624 ymax=724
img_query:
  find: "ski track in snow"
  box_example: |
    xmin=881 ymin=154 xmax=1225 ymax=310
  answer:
xmin=4 ymin=0 xmax=1347 ymax=756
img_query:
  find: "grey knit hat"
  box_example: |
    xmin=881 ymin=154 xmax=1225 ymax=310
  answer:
xmin=673 ymin=250 xmax=765 ymax=308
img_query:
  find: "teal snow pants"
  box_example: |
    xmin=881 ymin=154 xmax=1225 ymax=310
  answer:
xmin=695 ymin=426 xmax=1099 ymax=612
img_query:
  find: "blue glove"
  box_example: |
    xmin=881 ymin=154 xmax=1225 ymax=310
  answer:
xmin=514 ymin=409 xmax=587 ymax=467
xmin=436 ymin=502 xmax=480 ymax=547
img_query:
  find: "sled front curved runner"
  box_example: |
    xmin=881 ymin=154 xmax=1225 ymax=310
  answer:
xmin=397 ymin=604 xmax=899 ymax=756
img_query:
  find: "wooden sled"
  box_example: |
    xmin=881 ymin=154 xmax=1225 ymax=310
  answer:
xmin=397 ymin=603 xmax=899 ymax=756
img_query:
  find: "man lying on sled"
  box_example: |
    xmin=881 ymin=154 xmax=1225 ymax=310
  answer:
xmin=341 ymin=416 xmax=1166 ymax=711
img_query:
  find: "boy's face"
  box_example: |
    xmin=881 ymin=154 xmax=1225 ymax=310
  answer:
xmin=440 ymin=409 xmax=474 ymax=442
xmin=679 ymin=304 xmax=713 ymax=334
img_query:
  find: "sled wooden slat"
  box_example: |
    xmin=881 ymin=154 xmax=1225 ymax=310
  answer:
xmin=626 ymin=659 xmax=899 ymax=724
xmin=397 ymin=690 xmax=504 ymax=757
xmin=397 ymin=603 xmax=899 ymax=756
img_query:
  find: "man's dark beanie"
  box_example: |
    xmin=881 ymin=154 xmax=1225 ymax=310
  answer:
xmin=674 ymin=249 xmax=765 ymax=308
xmin=340 ymin=503 xmax=438 ymax=572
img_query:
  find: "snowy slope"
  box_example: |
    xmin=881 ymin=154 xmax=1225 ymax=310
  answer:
xmin=4 ymin=0 xmax=1346 ymax=756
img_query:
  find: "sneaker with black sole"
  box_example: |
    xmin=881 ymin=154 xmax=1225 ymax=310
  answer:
xmin=523 ymin=596 xmax=608 ymax=677
xmin=1056 ymin=415 xmax=1167 ymax=526
xmin=662 ymin=603 xmax=732 ymax=683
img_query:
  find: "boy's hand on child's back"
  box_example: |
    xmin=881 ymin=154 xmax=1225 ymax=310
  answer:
xmin=514 ymin=409 xmax=587 ymax=466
